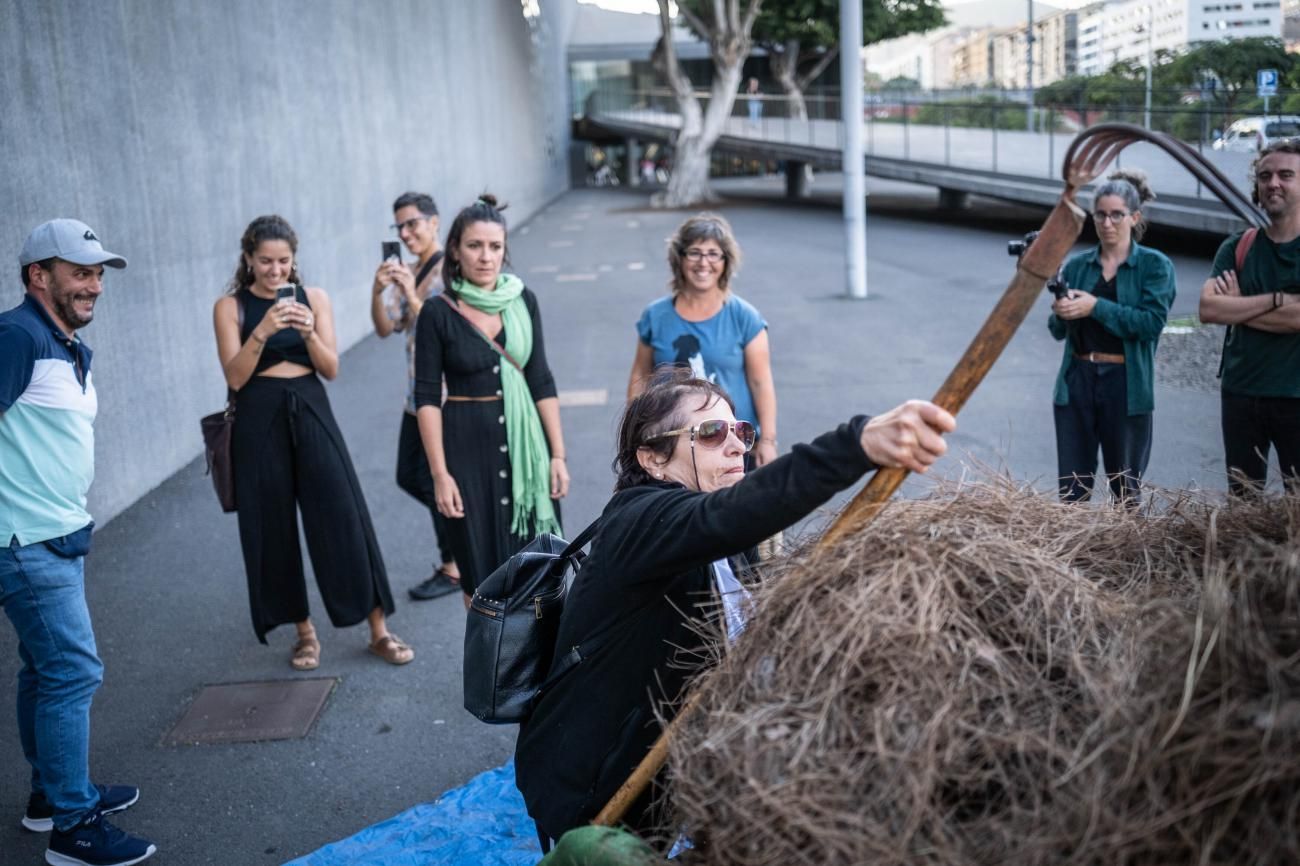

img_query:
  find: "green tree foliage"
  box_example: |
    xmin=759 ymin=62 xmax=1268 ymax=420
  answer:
xmin=1166 ymin=37 xmax=1293 ymax=120
xmin=1030 ymin=38 xmax=1295 ymax=136
xmin=684 ymin=0 xmax=944 ymax=119
xmin=915 ymin=96 xmax=1028 ymax=129
xmin=883 ymin=75 xmax=921 ymax=91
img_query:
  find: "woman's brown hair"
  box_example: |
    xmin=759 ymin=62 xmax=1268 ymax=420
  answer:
xmin=666 ymin=213 xmax=742 ymax=298
xmin=613 ymin=368 xmax=736 ymax=492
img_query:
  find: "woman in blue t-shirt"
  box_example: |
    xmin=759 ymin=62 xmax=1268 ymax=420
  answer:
xmin=627 ymin=214 xmax=778 ymax=466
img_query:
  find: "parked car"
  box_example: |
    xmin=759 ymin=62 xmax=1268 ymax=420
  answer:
xmin=1212 ymin=115 xmax=1300 ymax=152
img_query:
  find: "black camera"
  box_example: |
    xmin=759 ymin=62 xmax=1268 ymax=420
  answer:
xmin=1046 ymin=268 xmax=1070 ymax=300
xmin=1007 ymin=230 xmax=1039 ymax=258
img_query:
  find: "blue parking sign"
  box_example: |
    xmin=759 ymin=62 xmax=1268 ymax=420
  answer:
xmin=1258 ymin=68 xmax=1279 ymax=97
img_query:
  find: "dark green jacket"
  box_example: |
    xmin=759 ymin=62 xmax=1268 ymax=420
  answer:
xmin=1048 ymin=242 xmax=1176 ymax=415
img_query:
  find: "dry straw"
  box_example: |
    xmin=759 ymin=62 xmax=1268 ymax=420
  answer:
xmin=666 ymin=478 xmax=1300 ymax=866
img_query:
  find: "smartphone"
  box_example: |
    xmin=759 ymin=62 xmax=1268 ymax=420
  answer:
xmin=381 ymin=241 xmax=402 ymax=263
xmin=275 ymin=285 xmax=296 ymax=305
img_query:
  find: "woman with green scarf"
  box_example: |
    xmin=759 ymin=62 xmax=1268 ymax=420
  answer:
xmin=413 ymin=195 xmax=569 ymax=604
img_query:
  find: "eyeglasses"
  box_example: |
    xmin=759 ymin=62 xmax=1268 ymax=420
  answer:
xmin=391 ymin=217 xmax=427 ymax=233
xmin=645 ymin=419 xmax=755 ymax=451
xmin=1091 ymin=210 xmax=1131 ymax=224
xmin=683 ymin=248 xmax=725 ymax=262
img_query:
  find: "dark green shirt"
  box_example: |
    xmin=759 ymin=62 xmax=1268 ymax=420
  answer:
xmin=1212 ymin=231 xmax=1300 ymax=398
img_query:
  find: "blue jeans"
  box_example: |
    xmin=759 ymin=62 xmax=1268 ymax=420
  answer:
xmin=0 ymin=537 xmax=104 ymax=830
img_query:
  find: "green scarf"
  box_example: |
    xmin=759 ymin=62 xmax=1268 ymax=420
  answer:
xmin=453 ymin=274 xmax=560 ymax=538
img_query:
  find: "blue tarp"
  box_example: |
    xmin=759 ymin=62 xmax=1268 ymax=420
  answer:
xmin=284 ymin=760 xmax=541 ymax=866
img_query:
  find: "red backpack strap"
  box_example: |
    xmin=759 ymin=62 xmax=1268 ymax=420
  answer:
xmin=1235 ymin=227 xmax=1258 ymax=272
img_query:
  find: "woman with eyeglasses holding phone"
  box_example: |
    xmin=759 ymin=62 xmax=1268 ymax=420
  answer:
xmin=515 ymin=369 xmax=955 ymax=843
xmin=627 ymin=213 xmax=779 ymax=468
xmin=1048 ymin=169 xmax=1176 ymax=504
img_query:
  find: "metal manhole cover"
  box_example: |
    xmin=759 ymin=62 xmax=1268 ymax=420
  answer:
xmin=165 ymin=678 xmax=336 ymax=746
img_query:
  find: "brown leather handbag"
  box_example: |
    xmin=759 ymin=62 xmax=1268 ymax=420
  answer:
xmin=201 ymin=294 xmax=244 ymax=513
xmin=200 ymin=402 xmax=236 ymax=512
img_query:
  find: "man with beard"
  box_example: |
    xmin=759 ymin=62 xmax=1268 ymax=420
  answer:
xmin=370 ymin=192 xmax=461 ymax=600
xmin=1201 ymin=140 xmax=1300 ymax=494
xmin=1 ymin=219 xmax=157 ymax=865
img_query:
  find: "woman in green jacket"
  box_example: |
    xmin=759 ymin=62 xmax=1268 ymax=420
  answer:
xmin=1048 ymin=170 xmax=1176 ymax=504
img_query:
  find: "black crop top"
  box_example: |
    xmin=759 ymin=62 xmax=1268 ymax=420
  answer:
xmin=239 ymin=287 xmax=315 ymax=373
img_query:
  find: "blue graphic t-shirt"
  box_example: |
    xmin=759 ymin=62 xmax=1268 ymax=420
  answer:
xmin=635 ymin=294 xmax=767 ymax=430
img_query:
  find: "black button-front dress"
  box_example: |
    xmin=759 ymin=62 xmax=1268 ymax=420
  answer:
xmin=412 ymin=286 xmax=559 ymax=595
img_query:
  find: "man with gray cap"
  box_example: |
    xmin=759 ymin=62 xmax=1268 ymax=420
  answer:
xmin=1 ymin=219 xmax=157 ymax=865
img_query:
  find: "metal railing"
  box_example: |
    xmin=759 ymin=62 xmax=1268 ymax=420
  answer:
xmin=580 ymin=81 xmax=1261 ymax=200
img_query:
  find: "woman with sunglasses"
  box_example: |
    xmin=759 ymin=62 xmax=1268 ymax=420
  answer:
xmin=1048 ymin=169 xmax=1176 ymax=504
xmin=627 ymin=213 xmax=779 ymax=468
xmin=515 ymin=369 xmax=955 ymax=843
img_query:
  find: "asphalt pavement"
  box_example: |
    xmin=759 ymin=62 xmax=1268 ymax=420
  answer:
xmin=0 ymin=177 xmax=1225 ymax=865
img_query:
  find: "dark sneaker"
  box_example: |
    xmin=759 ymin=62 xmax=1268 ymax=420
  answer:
xmin=408 ymin=568 xmax=459 ymax=600
xmin=23 ymin=785 xmax=140 ymax=833
xmin=46 ymin=809 xmax=155 ymax=866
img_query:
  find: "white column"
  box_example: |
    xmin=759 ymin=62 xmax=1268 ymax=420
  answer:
xmin=842 ymin=0 xmax=867 ymax=299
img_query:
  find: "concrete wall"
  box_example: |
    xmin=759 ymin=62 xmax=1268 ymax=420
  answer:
xmin=0 ymin=0 xmax=574 ymax=525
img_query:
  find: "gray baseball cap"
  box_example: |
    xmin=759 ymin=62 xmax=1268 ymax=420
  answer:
xmin=19 ymin=218 xmax=127 ymax=269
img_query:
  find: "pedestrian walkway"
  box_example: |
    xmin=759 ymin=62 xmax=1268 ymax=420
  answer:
xmin=0 ymin=181 xmax=1224 ymax=864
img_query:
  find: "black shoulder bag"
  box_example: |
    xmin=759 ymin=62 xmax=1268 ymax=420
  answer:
xmin=464 ymin=518 xmax=606 ymax=724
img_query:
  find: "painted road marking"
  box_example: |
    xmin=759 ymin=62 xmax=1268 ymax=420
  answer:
xmin=598 ymin=265 xmax=614 ymax=272
xmin=530 ymin=265 xmax=560 ymax=274
xmin=556 ymin=273 xmax=598 ymax=282
xmin=558 ymin=388 xmax=609 ymax=407
xmin=547 ymin=240 xmax=575 ymax=248
xmin=627 ymin=220 xmax=640 ymax=228
xmin=628 ymin=262 xmax=646 ymax=271
xmin=562 ymin=224 xmax=583 ymax=231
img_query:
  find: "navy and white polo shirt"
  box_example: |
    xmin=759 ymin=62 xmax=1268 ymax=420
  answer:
xmin=0 ymin=294 xmax=96 ymax=546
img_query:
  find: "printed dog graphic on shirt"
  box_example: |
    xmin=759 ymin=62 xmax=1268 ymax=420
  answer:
xmin=672 ymin=334 xmax=715 ymax=383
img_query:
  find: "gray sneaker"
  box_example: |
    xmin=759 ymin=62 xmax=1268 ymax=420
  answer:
xmin=408 ymin=568 xmax=460 ymax=600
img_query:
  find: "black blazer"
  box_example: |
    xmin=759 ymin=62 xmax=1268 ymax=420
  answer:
xmin=514 ymin=417 xmax=875 ymax=838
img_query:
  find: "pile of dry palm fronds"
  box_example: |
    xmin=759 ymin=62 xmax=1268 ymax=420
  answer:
xmin=667 ymin=481 xmax=1300 ymax=866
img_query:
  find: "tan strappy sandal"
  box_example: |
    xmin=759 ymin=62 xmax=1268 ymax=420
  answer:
xmin=291 ymin=635 xmax=320 ymax=671
xmin=368 ymin=634 xmax=414 ymax=666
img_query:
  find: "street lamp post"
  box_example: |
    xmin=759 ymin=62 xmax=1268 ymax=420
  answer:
xmin=1026 ymin=0 xmax=1035 ymax=132
xmin=1143 ymin=2 xmax=1153 ymax=129
xmin=841 ymin=0 xmax=867 ymax=299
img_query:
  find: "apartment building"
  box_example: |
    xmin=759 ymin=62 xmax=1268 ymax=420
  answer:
xmin=952 ymin=27 xmax=999 ymax=86
xmin=1079 ymin=0 xmax=1281 ymax=74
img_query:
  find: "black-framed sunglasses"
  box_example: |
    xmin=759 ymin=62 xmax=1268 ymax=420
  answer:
xmin=645 ymin=419 xmax=756 ymax=452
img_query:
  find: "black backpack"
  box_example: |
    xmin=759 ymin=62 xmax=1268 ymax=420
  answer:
xmin=463 ymin=519 xmax=601 ymax=724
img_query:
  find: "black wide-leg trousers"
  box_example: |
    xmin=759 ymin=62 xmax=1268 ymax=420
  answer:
xmin=395 ymin=410 xmax=455 ymax=567
xmin=232 ymin=374 xmax=394 ymax=643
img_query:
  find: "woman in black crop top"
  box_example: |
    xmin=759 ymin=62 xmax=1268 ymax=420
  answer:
xmin=212 ymin=214 xmax=412 ymax=670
